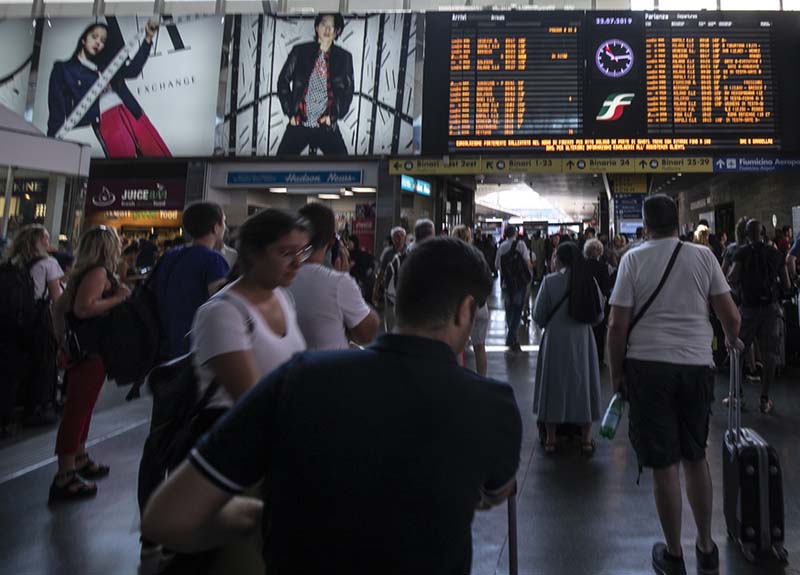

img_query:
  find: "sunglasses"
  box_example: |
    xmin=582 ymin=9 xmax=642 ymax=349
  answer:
xmin=280 ymin=243 xmax=314 ymax=263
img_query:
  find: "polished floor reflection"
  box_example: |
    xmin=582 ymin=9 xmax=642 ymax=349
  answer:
xmin=0 ymin=281 xmax=797 ymax=575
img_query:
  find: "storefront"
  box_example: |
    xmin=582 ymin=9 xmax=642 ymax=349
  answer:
xmin=85 ymin=162 xmax=188 ymax=243
xmin=207 ymin=160 xmax=381 ymax=254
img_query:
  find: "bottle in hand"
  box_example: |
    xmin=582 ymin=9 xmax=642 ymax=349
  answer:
xmin=600 ymin=393 xmax=625 ymax=440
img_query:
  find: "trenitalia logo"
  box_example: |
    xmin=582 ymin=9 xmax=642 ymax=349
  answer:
xmin=596 ymin=93 xmax=635 ymax=121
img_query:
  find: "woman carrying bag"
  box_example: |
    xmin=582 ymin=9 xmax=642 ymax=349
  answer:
xmin=50 ymin=226 xmax=130 ymax=502
xmin=532 ymin=242 xmax=604 ymax=455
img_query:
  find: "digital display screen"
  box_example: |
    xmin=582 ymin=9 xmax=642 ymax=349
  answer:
xmin=423 ymin=11 xmax=800 ymax=155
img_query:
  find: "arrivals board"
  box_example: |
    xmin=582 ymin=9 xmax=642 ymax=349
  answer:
xmin=423 ymin=11 xmax=800 ymax=156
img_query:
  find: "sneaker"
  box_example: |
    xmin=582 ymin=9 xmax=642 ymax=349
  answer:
xmin=652 ymin=543 xmax=686 ymax=575
xmin=696 ymin=543 xmax=719 ymax=575
xmin=759 ymin=397 xmax=774 ymax=415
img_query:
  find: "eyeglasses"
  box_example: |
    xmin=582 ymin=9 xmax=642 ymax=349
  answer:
xmin=281 ymin=244 xmax=313 ymax=263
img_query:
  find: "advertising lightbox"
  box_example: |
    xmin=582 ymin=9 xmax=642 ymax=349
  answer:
xmin=32 ymin=15 xmax=223 ymax=158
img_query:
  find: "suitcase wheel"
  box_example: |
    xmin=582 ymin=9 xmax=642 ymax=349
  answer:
xmin=773 ymin=546 xmax=789 ymax=564
xmin=740 ymin=542 xmax=757 ymax=564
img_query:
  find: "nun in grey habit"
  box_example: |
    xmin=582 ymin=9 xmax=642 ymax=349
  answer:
xmin=532 ymin=241 xmax=604 ymax=454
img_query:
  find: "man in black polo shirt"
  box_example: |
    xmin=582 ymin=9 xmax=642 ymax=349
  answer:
xmin=142 ymin=237 xmax=522 ymax=575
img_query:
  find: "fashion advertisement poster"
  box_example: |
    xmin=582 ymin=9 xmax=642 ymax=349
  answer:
xmin=0 ymin=19 xmax=36 ymax=115
xmin=32 ymin=16 xmax=223 ymax=158
xmin=218 ymin=12 xmax=422 ymax=157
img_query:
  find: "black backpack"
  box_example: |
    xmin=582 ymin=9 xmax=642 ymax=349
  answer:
xmin=97 ymin=279 xmax=161 ymax=386
xmin=0 ymin=259 xmax=45 ymax=338
xmin=500 ymin=240 xmax=531 ymax=291
xmin=740 ymin=243 xmax=778 ymax=307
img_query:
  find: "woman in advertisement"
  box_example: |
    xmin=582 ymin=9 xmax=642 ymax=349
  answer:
xmin=277 ymin=13 xmax=354 ymax=156
xmin=47 ymin=19 xmax=171 ymax=158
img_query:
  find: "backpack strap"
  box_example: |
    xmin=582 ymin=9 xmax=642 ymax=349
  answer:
xmin=628 ymin=241 xmax=683 ymax=337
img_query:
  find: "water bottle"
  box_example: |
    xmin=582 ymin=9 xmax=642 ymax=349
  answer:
xmin=600 ymin=393 xmax=625 ymax=440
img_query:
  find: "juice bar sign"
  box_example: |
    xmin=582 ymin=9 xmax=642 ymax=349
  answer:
xmin=86 ymin=179 xmax=187 ymax=212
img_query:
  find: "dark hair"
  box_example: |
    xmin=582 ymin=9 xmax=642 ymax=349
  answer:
xmin=236 ymin=209 xmax=309 ymax=273
xmin=314 ymin=13 xmax=345 ymax=40
xmin=396 ymin=237 xmax=492 ymax=329
xmin=53 ymin=251 xmax=75 ymax=272
xmin=584 ymin=227 xmax=596 ymax=237
xmin=643 ymin=195 xmax=679 ymax=237
xmin=350 ymin=236 xmax=360 ymax=250
xmin=503 ymin=224 xmax=517 ymax=239
xmin=74 ymin=23 xmax=108 ymax=58
xmin=182 ymin=202 xmax=224 ymax=240
xmin=556 ymin=242 xmax=601 ymax=324
xmin=122 ymin=243 xmax=138 ymax=257
xmin=299 ymin=203 xmax=335 ymax=251
xmin=746 ymin=219 xmax=763 ymax=243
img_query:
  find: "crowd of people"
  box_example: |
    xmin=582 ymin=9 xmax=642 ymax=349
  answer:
xmin=0 ymin=195 xmax=798 ymax=575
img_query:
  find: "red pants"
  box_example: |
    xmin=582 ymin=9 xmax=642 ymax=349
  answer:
xmin=55 ymin=357 xmax=106 ymax=456
xmin=99 ymin=105 xmax=171 ymax=158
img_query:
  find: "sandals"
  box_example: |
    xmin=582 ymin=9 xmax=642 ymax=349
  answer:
xmin=76 ymin=453 xmax=110 ymax=479
xmin=49 ymin=470 xmax=97 ymax=502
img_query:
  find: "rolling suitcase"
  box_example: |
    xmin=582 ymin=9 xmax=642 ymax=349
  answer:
xmin=722 ymin=349 xmax=788 ymax=563
xmin=507 ymin=481 xmax=518 ymax=575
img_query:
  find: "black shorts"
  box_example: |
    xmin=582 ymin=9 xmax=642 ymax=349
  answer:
xmin=626 ymin=359 xmax=715 ymax=469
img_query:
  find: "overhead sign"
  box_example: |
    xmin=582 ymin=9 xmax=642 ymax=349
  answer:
xmin=391 ymin=156 xmax=714 ymax=175
xmin=612 ymin=174 xmax=647 ymax=194
xmin=712 ymin=156 xmax=800 ymax=173
xmin=389 ymin=158 xmax=481 ymax=175
xmin=85 ymin=178 xmax=186 ymax=212
xmin=226 ymin=171 xmax=363 ymax=186
xmin=615 ymin=193 xmax=644 ymax=220
xmin=400 ymin=174 xmax=431 ymax=196
xmin=481 ymin=158 xmax=561 ymax=174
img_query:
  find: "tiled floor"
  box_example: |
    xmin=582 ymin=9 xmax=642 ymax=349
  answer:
xmin=1 ymin=283 xmax=798 ymax=574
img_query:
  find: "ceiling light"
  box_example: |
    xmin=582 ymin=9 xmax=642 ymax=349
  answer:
xmin=677 ymin=173 xmax=682 ymax=177
xmin=350 ymin=187 xmax=375 ymax=193
xmin=342 ymin=190 xmax=354 ymax=197
xmin=318 ymin=194 xmax=341 ymax=200
xmin=270 ymin=187 xmax=287 ymax=194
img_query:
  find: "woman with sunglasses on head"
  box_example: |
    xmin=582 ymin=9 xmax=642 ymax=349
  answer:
xmin=50 ymin=226 xmax=130 ymax=501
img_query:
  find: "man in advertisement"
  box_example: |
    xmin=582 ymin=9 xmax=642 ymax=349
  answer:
xmin=46 ymin=19 xmax=171 ymax=157
xmin=276 ymin=13 xmax=354 ymax=156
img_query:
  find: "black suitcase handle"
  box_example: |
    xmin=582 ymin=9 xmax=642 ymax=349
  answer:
xmin=728 ymin=348 xmax=742 ymax=441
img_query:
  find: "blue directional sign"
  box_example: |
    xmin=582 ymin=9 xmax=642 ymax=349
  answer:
xmin=713 ymin=157 xmax=800 ymax=173
xmin=400 ymin=174 xmax=432 ymax=197
xmin=227 ymin=171 xmax=363 ymax=186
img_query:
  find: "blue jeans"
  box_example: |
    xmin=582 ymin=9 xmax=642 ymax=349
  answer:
xmin=504 ymin=287 xmax=527 ymax=347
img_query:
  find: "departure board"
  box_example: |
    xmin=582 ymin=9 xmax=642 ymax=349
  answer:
xmin=422 ymin=11 xmax=800 ymax=155
xmin=645 ymin=13 xmax=776 ymax=141
xmin=448 ymin=13 xmax=583 ymax=141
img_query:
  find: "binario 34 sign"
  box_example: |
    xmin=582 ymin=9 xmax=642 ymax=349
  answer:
xmin=86 ymin=178 xmax=186 ymax=212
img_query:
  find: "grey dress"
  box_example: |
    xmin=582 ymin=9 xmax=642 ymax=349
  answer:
xmin=532 ymin=268 xmax=602 ymax=424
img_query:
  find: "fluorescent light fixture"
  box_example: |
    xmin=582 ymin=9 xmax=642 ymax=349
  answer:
xmin=484 ymin=217 xmax=503 ymax=223
xmin=350 ymin=187 xmax=375 ymax=193
xmin=318 ymin=194 xmax=341 ymax=200
xmin=270 ymin=187 xmax=287 ymax=194
xmin=342 ymin=190 xmax=354 ymax=197
xmin=508 ymin=217 xmax=524 ymax=224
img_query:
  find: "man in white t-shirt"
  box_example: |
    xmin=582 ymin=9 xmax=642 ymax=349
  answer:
xmin=290 ymin=203 xmax=379 ymax=350
xmin=607 ymin=195 xmax=741 ymax=575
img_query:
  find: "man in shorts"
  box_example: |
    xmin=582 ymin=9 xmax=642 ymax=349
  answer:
xmin=607 ymin=195 xmax=742 ymax=575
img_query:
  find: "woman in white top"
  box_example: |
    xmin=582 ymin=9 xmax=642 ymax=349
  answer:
xmin=191 ymin=209 xmax=311 ymax=411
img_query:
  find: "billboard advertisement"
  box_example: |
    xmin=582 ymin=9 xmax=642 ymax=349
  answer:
xmin=218 ymin=12 xmax=421 ymax=157
xmin=32 ymin=15 xmax=223 ymax=158
xmin=0 ymin=19 xmax=36 ymax=115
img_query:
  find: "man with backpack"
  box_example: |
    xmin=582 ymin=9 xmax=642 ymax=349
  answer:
xmin=727 ymin=219 xmax=791 ymax=414
xmin=496 ymin=225 xmax=533 ymax=352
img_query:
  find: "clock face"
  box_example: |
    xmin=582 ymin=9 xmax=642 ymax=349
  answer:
xmin=596 ymin=39 xmax=634 ymax=78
